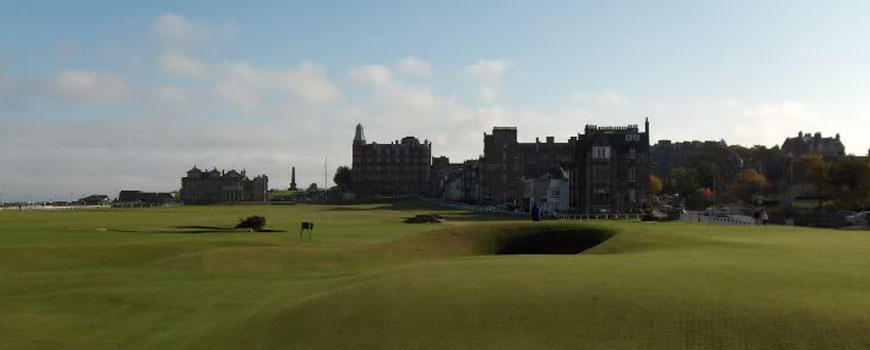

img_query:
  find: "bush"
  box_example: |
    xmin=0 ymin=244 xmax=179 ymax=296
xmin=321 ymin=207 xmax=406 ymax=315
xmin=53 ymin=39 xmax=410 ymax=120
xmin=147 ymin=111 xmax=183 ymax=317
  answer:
xmin=235 ymin=215 xmax=266 ymax=231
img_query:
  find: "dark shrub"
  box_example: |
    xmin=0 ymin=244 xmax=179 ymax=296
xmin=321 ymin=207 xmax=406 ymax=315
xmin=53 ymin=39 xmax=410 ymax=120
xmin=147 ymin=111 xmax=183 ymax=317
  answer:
xmin=236 ymin=215 xmax=266 ymax=231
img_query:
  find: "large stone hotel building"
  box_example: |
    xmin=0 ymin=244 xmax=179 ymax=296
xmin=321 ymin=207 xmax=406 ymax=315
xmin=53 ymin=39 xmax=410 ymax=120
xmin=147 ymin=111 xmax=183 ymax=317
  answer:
xmin=351 ymin=124 xmax=432 ymax=196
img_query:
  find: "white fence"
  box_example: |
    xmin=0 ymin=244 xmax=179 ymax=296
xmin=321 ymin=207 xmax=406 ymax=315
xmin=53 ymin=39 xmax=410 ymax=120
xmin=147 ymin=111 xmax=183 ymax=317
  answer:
xmin=0 ymin=204 xmax=110 ymax=211
xmin=415 ymin=195 xmax=643 ymax=221
xmin=680 ymin=212 xmax=758 ymax=226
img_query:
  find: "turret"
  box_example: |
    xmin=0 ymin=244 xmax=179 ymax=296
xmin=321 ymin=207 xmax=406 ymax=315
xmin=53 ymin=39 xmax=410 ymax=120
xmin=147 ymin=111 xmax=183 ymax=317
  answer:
xmin=353 ymin=123 xmax=366 ymax=145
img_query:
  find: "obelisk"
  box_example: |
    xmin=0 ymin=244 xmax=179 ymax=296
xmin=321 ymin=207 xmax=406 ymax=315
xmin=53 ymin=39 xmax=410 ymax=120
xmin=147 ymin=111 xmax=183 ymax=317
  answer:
xmin=290 ymin=166 xmax=298 ymax=190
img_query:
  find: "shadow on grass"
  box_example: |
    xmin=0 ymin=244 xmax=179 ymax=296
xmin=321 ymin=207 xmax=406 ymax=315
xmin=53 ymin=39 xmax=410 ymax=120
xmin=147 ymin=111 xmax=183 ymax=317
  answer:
xmin=323 ymin=199 xmax=529 ymax=223
xmin=109 ymin=226 xmax=287 ymax=234
xmin=439 ymin=211 xmax=525 ymax=222
xmin=325 ymin=200 xmax=444 ymax=212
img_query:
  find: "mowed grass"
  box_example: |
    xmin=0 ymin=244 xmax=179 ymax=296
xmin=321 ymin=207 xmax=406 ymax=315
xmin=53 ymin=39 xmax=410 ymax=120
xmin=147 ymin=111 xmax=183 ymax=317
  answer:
xmin=1 ymin=202 xmax=870 ymax=349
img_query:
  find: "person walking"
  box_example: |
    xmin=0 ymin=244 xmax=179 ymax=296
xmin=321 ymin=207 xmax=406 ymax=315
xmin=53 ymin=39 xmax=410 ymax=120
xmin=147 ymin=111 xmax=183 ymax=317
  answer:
xmin=761 ymin=209 xmax=769 ymax=225
xmin=531 ymin=202 xmax=541 ymax=222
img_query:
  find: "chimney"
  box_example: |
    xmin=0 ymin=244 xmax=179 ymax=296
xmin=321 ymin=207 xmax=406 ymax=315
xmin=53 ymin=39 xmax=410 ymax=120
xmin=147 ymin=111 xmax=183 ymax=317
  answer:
xmin=546 ymin=136 xmax=554 ymax=144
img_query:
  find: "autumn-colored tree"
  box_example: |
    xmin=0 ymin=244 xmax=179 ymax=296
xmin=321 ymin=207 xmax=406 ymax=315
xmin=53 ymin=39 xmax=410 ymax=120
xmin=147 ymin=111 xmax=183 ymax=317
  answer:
xmin=729 ymin=169 xmax=770 ymax=203
xmin=703 ymin=188 xmax=716 ymax=202
xmin=649 ymin=174 xmax=663 ymax=195
xmin=797 ymin=154 xmax=830 ymax=209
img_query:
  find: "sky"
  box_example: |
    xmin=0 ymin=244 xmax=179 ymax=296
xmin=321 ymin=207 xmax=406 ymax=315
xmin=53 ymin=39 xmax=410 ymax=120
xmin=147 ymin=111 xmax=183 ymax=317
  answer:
xmin=2 ymin=0 xmax=870 ymax=202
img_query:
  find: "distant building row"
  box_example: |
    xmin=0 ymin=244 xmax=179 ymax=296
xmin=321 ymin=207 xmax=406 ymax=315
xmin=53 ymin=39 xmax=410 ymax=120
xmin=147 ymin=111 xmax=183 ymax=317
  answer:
xmin=350 ymin=120 xmax=651 ymax=214
xmin=179 ymin=166 xmax=268 ymax=204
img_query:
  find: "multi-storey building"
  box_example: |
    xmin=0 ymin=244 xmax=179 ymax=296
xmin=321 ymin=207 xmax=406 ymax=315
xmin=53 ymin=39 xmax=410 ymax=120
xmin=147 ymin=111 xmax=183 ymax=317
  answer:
xmin=481 ymin=127 xmax=523 ymax=205
xmin=479 ymin=121 xmax=649 ymax=212
xmin=180 ymin=167 xmax=268 ymax=204
xmin=782 ymin=131 xmax=845 ymax=158
xmin=351 ymin=124 xmax=432 ymax=196
xmin=480 ymin=128 xmax=578 ymax=205
xmin=574 ymin=120 xmax=650 ymax=213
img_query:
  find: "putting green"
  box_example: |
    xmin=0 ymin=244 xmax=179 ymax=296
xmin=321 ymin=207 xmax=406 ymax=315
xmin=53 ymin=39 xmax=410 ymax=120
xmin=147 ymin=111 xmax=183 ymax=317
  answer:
xmin=1 ymin=201 xmax=869 ymax=349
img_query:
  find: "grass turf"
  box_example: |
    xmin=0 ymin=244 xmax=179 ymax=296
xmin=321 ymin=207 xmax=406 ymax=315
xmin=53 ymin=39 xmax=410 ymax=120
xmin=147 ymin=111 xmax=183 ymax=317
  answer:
xmin=1 ymin=201 xmax=869 ymax=349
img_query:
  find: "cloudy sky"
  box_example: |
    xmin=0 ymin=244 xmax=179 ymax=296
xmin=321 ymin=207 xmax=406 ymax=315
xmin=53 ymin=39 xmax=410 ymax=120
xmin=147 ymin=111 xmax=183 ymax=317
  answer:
xmin=2 ymin=0 xmax=870 ymax=201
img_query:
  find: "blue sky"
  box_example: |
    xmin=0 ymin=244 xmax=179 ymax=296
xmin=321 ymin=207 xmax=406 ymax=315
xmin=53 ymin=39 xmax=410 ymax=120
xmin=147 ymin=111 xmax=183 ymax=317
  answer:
xmin=2 ymin=0 xmax=869 ymax=201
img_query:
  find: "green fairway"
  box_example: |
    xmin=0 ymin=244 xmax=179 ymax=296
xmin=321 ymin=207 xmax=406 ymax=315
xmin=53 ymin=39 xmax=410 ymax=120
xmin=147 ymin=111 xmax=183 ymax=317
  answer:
xmin=1 ymin=202 xmax=870 ymax=349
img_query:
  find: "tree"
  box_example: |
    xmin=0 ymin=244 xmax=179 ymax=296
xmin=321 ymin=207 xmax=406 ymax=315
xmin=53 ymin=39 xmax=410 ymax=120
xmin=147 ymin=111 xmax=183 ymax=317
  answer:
xmin=666 ymin=167 xmax=700 ymax=198
xmin=729 ymin=169 xmax=770 ymax=203
xmin=307 ymin=183 xmax=319 ymax=192
xmin=649 ymin=174 xmax=663 ymax=195
xmin=826 ymin=156 xmax=870 ymax=210
xmin=333 ymin=166 xmax=352 ymax=190
xmin=797 ymin=154 xmax=830 ymax=209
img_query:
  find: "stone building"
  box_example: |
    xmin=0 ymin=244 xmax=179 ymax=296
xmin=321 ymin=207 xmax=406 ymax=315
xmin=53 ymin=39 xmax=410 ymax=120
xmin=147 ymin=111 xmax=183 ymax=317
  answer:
xmin=479 ymin=121 xmax=648 ymax=213
xmin=351 ymin=124 xmax=432 ymax=196
xmin=441 ymin=159 xmax=481 ymax=203
xmin=480 ymin=128 xmax=577 ymax=206
xmin=180 ymin=167 xmax=268 ymax=204
xmin=480 ymin=127 xmax=523 ymax=205
xmin=574 ymin=120 xmax=650 ymax=213
xmin=782 ymin=131 xmax=845 ymax=158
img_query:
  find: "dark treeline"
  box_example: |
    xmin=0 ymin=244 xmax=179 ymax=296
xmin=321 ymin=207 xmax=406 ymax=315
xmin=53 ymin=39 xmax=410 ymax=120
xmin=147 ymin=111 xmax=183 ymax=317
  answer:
xmin=650 ymin=135 xmax=870 ymax=211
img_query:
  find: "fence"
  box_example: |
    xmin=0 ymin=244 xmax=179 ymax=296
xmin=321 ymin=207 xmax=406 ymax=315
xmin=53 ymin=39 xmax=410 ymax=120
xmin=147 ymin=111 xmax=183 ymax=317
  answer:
xmin=414 ymin=195 xmax=643 ymax=221
xmin=679 ymin=212 xmax=758 ymax=226
xmin=0 ymin=204 xmax=110 ymax=211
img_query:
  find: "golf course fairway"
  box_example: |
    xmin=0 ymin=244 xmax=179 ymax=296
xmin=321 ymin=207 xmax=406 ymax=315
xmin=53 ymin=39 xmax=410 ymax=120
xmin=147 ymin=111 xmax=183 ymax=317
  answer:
xmin=1 ymin=201 xmax=869 ymax=349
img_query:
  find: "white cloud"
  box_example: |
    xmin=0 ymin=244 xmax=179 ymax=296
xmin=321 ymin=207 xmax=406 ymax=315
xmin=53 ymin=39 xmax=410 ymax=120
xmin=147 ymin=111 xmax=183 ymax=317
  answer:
xmin=151 ymin=14 xmax=195 ymax=46
xmin=397 ymin=56 xmax=431 ymax=77
xmin=154 ymin=85 xmax=192 ymax=104
xmin=349 ymin=65 xmax=393 ymax=86
xmin=214 ymin=63 xmax=262 ymax=110
xmin=725 ymin=100 xmax=824 ymax=147
xmin=159 ymin=50 xmax=208 ymax=79
xmin=151 ymin=13 xmax=236 ymax=47
xmin=52 ymin=70 xmax=128 ymax=102
xmin=570 ymin=91 xmax=629 ymax=106
xmin=465 ymin=59 xmax=510 ymax=80
xmin=465 ymin=59 xmax=511 ymax=101
xmin=273 ymin=62 xmax=340 ymax=104
xmin=214 ymin=61 xmax=340 ymax=110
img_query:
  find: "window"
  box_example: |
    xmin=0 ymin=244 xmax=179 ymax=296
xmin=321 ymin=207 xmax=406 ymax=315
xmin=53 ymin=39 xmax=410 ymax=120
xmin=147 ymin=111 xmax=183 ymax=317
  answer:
xmin=594 ymin=167 xmax=609 ymax=183
xmin=594 ymin=188 xmax=609 ymax=203
xmin=625 ymin=134 xmax=640 ymax=142
xmin=629 ymin=147 xmax=636 ymax=160
xmin=629 ymin=189 xmax=637 ymax=202
xmin=628 ymin=167 xmax=637 ymax=183
xmin=592 ymin=146 xmax=610 ymax=159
